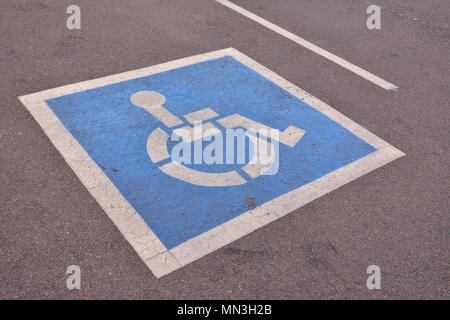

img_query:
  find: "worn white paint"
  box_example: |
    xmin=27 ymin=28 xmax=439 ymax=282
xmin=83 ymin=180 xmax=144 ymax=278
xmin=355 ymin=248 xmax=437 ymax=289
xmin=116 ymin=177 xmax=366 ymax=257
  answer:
xmin=217 ymin=114 xmax=305 ymax=147
xmin=184 ymin=107 xmax=219 ymax=124
xmin=173 ymin=122 xmax=221 ymax=143
xmin=159 ymin=162 xmax=246 ymax=187
xmin=147 ymin=127 xmax=170 ymax=163
xmin=131 ymin=91 xmax=183 ymax=128
xmin=242 ymin=134 xmax=277 ymax=178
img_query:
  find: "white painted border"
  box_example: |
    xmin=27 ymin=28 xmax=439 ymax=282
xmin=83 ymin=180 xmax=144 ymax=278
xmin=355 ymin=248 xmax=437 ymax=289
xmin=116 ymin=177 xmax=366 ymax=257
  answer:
xmin=19 ymin=48 xmax=404 ymax=278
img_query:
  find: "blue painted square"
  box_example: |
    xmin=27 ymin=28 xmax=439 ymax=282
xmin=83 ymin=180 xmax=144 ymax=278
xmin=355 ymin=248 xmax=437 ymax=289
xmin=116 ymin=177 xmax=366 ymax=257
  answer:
xmin=46 ymin=56 xmax=376 ymax=249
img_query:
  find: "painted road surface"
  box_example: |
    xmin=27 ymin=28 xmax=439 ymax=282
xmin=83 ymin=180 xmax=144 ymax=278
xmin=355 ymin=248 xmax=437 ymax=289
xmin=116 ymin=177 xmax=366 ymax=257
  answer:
xmin=19 ymin=49 xmax=403 ymax=277
xmin=2 ymin=0 xmax=449 ymax=299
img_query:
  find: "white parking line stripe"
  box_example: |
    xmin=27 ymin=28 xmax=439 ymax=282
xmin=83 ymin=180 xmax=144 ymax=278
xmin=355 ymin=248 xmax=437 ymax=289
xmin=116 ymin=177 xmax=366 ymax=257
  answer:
xmin=215 ymin=0 xmax=398 ymax=91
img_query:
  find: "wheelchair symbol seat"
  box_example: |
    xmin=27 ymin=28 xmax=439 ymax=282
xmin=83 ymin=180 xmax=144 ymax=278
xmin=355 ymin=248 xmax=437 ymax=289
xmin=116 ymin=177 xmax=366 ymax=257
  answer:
xmin=130 ymin=91 xmax=305 ymax=187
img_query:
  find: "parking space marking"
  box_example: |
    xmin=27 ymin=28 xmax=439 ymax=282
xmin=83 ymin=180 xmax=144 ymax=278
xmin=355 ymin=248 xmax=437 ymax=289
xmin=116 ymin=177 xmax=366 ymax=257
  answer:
xmin=215 ymin=0 xmax=398 ymax=91
xmin=19 ymin=48 xmax=404 ymax=278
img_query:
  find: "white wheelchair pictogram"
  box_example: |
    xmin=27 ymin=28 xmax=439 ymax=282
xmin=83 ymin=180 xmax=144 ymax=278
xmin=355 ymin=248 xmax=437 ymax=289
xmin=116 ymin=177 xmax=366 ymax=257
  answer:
xmin=130 ymin=91 xmax=305 ymax=187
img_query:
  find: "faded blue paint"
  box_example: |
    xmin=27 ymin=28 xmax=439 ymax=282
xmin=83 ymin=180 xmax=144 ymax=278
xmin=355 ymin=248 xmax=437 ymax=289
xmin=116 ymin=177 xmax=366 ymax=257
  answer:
xmin=46 ymin=56 xmax=376 ymax=249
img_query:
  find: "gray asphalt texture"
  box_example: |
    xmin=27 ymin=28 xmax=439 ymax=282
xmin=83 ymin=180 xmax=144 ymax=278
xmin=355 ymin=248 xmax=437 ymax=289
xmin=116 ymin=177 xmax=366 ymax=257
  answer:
xmin=0 ymin=0 xmax=449 ymax=299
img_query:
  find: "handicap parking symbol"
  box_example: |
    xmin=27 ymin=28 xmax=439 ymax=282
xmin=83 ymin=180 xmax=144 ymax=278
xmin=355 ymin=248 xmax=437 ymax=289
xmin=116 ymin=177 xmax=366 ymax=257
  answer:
xmin=130 ymin=90 xmax=305 ymax=186
xmin=19 ymin=48 xmax=404 ymax=277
